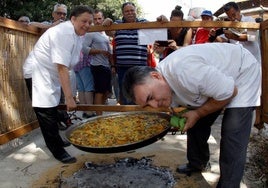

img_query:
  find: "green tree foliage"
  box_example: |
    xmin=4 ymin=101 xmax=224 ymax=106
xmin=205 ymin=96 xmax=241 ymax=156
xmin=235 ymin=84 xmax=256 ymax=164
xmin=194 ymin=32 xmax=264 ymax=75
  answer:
xmin=0 ymin=0 xmax=142 ymax=22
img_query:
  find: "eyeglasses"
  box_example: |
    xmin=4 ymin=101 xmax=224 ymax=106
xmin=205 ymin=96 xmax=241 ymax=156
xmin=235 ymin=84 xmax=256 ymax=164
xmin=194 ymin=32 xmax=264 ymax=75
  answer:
xmin=55 ymin=12 xmax=67 ymax=16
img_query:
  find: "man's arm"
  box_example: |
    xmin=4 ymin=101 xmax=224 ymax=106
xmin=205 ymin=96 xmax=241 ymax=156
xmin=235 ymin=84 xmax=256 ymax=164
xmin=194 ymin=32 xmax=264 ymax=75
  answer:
xmin=182 ymin=86 xmax=238 ymax=131
xmin=223 ymin=29 xmax=248 ymax=41
xmin=102 ymin=18 xmax=116 ymax=37
xmin=57 ymin=64 xmax=77 ymax=111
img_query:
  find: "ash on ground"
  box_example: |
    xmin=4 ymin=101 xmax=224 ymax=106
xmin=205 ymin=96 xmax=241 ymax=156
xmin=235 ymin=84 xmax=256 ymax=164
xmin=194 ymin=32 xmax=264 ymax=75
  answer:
xmin=60 ymin=157 xmax=176 ymax=188
xmin=244 ymin=126 xmax=268 ymax=187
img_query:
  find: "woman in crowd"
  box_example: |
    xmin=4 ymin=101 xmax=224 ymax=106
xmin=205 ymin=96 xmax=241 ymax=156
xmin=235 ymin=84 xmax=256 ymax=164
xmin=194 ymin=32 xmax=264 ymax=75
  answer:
xmin=154 ymin=5 xmax=193 ymax=60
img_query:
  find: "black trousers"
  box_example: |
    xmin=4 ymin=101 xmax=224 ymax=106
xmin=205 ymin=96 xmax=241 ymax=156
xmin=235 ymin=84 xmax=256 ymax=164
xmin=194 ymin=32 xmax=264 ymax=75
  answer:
xmin=186 ymin=110 xmax=222 ymax=169
xmin=33 ymin=107 xmax=66 ymax=158
xmin=25 ymin=78 xmax=32 ymax=100
xmin=25 ymin=78 xmax=70 ymax=124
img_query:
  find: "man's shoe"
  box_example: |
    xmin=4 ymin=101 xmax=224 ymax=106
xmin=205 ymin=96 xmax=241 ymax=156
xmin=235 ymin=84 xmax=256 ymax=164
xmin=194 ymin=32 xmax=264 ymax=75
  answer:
xmin=55 ymin=152 xmax=77 ymax=164
xmin=202 ymin=163 xmax=211 ymax=172
xmin=176 ymin=163 xmax=211 ymax=176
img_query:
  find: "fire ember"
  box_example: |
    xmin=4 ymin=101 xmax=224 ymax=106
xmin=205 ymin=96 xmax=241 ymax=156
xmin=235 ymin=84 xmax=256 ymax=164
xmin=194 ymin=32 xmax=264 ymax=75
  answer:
xmin=60 ymin=157 xmax=176 ymax=188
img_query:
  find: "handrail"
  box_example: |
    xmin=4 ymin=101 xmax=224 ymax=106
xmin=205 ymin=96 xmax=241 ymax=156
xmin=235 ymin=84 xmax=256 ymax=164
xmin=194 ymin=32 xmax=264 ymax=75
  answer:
xmin=89 ymin=21 xmax=260 ymax=32
xmin=0 ymin=16 xmax=45 ymax=35
xmin=0 ymin=16 xmax=260 ymax=34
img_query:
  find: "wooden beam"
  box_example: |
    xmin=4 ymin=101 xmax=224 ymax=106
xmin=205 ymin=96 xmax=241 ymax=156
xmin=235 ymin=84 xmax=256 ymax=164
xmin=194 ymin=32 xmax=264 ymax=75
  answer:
xmin=89 ymin=21 xmax=260 ymax=32
xmin=0 ymin=121 xmax=39 ymax=145
xmin=261 ymin=20 xmax=268 ymax=124
xmin=0 ymin=16 xmax=44 ymax=35
xmin=0 ymin=16 xmax=259 ymax=34
xmin=58 ymin=104 xmax=186 ymax=114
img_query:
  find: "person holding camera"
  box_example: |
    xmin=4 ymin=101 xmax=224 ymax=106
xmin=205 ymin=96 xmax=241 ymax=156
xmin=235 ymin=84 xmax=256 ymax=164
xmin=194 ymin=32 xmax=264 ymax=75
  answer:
xmin=193 ymin=10 xmax=220 ymax=44
xmin=154 ymin=5 xmax=193 ymax=61
xmin=210 ymin=2 xmax=261 ymax=63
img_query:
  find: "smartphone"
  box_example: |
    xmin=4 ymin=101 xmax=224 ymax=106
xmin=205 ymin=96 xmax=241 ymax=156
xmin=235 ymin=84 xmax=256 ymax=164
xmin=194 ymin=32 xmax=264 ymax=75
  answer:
xmin=155 ymin=40 xmax=171 ymax=47
xmin=215 ymin=28 xmax=224 ymax=36
xmin=209 ymin=28 xmax=224 ymax=42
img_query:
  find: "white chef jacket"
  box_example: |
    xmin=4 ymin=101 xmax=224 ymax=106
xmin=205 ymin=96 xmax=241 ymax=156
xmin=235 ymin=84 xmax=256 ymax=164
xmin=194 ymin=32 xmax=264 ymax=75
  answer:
xmin=29 ymin=21 xmax=83 ymax=107
xmin=156 ymin=43 xmax=261 ymax=109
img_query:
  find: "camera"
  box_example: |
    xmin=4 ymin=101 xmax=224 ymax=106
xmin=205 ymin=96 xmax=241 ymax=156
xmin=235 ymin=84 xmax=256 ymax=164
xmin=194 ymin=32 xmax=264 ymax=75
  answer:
xmin=155 ymin=40 xmax=171 ymax=47
xmin=215 ymin=28 xmax=224 ymax=36
xmin=208 ymin=28 xmax=225 ymax=42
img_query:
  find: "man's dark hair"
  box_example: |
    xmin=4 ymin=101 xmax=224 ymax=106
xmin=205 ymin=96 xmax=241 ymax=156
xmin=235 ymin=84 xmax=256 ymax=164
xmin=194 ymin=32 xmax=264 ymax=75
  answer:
xmin=69 ymin=5 xmax=94 ymax=19
xmin=223 ymin=2 xmax=240 ymax=12
xmin=122 ymin=66 xmax=156 ymax=102
xmin=94 ymin=9 xmax=103 ymax=15
xmin=255 ymin=17 xmax=263 ymax=23
xmin=122 ymin=2 xmax=135 ymax=11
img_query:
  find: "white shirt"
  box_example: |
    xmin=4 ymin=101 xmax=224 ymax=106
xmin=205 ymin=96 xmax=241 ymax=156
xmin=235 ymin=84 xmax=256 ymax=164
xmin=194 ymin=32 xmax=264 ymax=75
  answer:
xmin=27 ymin=21 xmax=83 ymax=107
xmin=222 ymin=15 xmax=261 ymax=63
xmin=156 ymin=43 xmax=261 ymax=109
xmin=23 ymin=51 xmax=34 ymax=79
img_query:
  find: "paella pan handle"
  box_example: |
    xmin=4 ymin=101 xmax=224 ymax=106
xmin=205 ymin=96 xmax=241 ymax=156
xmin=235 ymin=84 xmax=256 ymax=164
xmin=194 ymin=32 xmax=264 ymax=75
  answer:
xmin=58 ymin=104 xmax=186 ymax=113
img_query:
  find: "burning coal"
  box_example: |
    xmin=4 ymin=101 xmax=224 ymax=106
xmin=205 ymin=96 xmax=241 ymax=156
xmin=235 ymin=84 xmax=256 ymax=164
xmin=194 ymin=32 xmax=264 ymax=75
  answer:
xmin=60 ymin=157 xmax=176 ymax=188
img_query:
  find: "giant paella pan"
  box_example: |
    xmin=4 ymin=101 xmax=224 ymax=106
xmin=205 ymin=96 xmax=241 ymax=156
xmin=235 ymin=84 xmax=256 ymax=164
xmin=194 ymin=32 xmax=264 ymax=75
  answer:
xmin=65 ymin=111 xmax=173 ymax=153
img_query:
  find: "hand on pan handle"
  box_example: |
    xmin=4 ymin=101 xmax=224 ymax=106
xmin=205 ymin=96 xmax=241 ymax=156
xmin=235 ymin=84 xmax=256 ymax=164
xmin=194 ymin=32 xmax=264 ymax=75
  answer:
xmin=170 ymin=108 xmax=189 ymax=133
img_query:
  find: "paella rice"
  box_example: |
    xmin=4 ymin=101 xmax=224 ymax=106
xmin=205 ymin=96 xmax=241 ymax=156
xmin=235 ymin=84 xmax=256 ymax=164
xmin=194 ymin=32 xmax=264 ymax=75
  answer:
xmin=69 ymin=114 xmax=169 ymax=147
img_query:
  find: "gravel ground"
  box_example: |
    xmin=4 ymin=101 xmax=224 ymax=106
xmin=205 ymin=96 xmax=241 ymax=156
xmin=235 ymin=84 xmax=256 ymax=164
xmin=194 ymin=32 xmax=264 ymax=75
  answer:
xmin=244 ymin=125 xmax=268 ymax=187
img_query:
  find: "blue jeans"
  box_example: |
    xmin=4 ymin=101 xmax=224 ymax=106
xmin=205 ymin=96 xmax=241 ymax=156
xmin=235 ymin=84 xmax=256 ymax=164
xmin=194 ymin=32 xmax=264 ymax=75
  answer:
xmin=217 ymin=107 xmax=254 ymax=188
xmin=75 ymin=66 xmax=94 ymax=92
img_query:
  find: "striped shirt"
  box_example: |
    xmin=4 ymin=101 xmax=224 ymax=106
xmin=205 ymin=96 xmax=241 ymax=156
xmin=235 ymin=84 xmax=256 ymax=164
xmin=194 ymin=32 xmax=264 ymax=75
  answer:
xmin=114 ymin=18 xmax=148 ymax=67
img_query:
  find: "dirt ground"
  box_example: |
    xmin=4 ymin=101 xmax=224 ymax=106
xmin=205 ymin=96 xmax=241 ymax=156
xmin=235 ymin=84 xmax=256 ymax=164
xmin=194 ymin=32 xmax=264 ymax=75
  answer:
xmin=31 ymin=151 xmax=216 ymax=188
xmin=33 ymin=120 xmax=268 ymax=188
xmin=1 ymin=113 xmax=268 ymax=188
xmin=244 ymin=129 xmax=268 ymax=187
xmin=31 ymin=127 xmax=268 ymax=188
